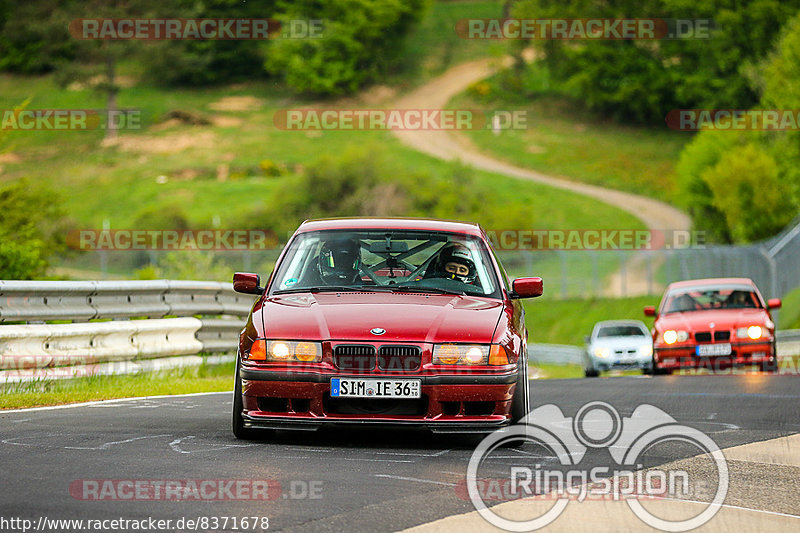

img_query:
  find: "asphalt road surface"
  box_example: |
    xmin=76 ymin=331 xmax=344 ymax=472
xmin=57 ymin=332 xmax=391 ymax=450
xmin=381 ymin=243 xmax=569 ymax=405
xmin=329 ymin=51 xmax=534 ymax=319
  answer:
xmin=2 ymin=374 xmax=799 ymax=532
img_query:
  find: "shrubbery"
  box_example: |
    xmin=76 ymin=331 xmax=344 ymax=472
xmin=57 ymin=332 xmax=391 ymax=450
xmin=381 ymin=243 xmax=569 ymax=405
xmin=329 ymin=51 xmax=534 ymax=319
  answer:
xmin=677 ymin=13 xmax=800 ymax=243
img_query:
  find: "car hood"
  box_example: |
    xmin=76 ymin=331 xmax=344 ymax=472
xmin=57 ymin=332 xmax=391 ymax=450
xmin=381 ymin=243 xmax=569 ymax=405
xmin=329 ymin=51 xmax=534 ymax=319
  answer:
xmin=257 ymin=292 xmax=504 ymax=343
xmin=656 ymin=308 xmax=770 ymax=331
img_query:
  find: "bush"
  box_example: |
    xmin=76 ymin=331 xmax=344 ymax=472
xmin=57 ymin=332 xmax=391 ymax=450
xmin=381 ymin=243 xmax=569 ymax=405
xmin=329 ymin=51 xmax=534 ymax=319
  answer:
xmin=0 ymin=179 xmax=69 ymax=278
xmin=264 ymin=0 xmax=429 ymax=95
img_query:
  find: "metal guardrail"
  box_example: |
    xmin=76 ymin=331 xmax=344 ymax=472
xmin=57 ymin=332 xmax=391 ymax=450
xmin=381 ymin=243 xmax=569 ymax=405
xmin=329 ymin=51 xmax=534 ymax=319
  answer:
xmin=0 ymin=280 xmax=253 ymax=323
xmin=528 ymin=330 xmax=800 ymax=366
xmin=528 ymin=343 xmax=584 ymax=366
xmin=0 ymin=280 xmax=252 ymax=382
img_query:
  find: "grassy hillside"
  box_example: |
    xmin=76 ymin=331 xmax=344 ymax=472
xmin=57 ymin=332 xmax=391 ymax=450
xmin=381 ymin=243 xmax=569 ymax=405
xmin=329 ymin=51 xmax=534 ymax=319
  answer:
xmin=449 ymin=72 xmax=690 ymax=202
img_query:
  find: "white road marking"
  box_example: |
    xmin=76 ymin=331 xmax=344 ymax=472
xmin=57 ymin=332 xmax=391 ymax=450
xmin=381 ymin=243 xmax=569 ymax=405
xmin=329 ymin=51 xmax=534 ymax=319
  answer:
xmin=375 ymin=474 xmax=456 ymax=486
xmin=65 ymin=434 xmax=172 ymax=450
xmin=0 ymin=391 xmax=232 ymax=414
xmin=664 ymin=498 xmax=800 ymax=519
xmin=342 ymin=458 xmax=415 ymax=463
xmin=373 ymin=449 xmax=451 ymax=457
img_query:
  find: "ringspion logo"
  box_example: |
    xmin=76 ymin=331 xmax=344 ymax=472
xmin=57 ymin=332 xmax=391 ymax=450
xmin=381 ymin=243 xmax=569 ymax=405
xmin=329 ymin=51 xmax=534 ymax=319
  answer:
xmin=467 ymin=402 xmax=728 ymax=531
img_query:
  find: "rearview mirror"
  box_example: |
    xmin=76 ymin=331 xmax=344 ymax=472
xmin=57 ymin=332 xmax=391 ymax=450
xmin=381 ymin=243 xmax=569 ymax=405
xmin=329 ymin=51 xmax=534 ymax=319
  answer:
xmin=511 ymin=277 xmax=543 ymax=299
xmin=643 ymin=306 xmax=656 ymax=317
xmin=233 ymin=272 xmax=264 ymax=295
xmin=767 ymin=298 xmax=782 ymax=310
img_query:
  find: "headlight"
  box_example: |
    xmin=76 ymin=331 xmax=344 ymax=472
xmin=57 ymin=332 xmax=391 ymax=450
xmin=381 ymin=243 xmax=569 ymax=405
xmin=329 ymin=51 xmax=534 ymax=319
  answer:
xmin=246 ymin=340 xmax=322 ymax=363
xmin=639 ymin=344 xmax=653 ymax=357
xmin=737 ymin=326 xmax=762 ymax=340
xmin=662 ymin=330 xmax=688 ymax=344
xmin=593 ymin=347 xmax=610 ymax=358
xmin=433 ymin=344 xmax=506 ymax=365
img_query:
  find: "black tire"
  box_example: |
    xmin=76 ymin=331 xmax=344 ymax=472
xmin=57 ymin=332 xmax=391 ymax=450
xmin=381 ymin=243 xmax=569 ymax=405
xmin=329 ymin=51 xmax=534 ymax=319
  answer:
xmin=651 ymin=355 xmax=669 ymax=375
xmin=511 ymin=359 xmax=530 ymax=423
xmin=584 ymin=367 xmax=599 ymax=378
xmin=232 ymin=359 xmax=259 ymax=440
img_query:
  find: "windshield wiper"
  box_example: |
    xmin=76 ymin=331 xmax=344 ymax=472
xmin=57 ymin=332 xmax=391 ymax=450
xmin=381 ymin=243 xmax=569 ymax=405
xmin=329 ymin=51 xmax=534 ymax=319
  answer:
xmin=386 ymin=285 xmax=465 ymax=296
xmin=274 ymin=286 xmax=371 ymax=294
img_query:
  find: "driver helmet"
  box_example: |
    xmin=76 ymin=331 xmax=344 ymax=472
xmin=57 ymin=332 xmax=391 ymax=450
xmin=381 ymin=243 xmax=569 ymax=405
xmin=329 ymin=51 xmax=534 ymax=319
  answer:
xmin=318 ymin=238 xmax=361 ymax=284
xmin=431 ymin=243 xmax=476 ymax=283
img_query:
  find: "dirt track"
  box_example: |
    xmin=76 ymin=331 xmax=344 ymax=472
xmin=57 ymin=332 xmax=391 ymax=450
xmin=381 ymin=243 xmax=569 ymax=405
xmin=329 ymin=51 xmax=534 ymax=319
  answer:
xmin=391 ymin=57 xmax=691 ymax=296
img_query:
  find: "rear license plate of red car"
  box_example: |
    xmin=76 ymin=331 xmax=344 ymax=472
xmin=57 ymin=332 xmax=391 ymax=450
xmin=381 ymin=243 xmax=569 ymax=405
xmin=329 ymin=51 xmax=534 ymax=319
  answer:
xmin=696 ymin=343 xmax=732 ymax=356
xmin=330 ymin=378 xmax=421 ymax=399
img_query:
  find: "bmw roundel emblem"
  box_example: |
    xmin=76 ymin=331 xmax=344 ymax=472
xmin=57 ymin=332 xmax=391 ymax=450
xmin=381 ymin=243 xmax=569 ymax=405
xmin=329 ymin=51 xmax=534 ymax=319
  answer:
xmin=370 ymin=327 xmax=386 ymax=336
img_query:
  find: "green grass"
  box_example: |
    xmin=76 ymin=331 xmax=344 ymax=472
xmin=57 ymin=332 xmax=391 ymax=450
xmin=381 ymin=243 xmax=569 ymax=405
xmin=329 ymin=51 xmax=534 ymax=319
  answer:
xmin=531 ymin=363 xmax=583 ymax=379
xmin=778 ymin=285 xmax=800 ymax=329
xmin=448 ymin=72 xmax=690 ymax=202
xmin=524 ymin=295 xmax=657 ymax=346
xmin=0 ymin=70 xmax=645 ymax=281
xmin=0 ymin=361 xmax=234 ymax=410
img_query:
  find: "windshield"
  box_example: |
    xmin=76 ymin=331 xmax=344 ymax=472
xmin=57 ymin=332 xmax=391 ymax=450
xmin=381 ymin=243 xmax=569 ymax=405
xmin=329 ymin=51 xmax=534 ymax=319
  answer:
xmin=270 ymin=229 xmax=501 ymax=298
xmin=597 ymin=325 xmax=648 ymax=338
xmin=661 ymin=285 xmax=762 ymax=314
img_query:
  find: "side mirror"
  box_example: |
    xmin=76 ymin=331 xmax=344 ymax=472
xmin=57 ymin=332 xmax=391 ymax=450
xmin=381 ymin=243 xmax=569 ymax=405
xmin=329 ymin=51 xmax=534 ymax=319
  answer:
xmin=767 ymin=298 xmax=782 ymax=310
xmin=511 ymin=277 xmax=543 ymax=299
xmin=233 ymin=272 xmax=264 ymax=295
xmin=643 ymin=306 xmax=656 ymax=317
xmin=584 ymin=335 xmax=591 ymax=344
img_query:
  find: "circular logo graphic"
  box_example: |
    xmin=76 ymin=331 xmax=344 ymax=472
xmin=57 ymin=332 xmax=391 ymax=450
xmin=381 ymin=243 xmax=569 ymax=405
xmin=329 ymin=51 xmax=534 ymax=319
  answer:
xmin=370 ymin=327 xmax=386 ymax=335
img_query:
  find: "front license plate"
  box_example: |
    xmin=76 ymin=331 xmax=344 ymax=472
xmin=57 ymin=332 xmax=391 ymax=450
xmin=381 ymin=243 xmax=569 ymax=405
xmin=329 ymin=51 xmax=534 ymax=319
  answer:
xmin=696 ymin=343 xmax=732 ymax=356
xmin=330 ymin=378 xmax=421 ymax=399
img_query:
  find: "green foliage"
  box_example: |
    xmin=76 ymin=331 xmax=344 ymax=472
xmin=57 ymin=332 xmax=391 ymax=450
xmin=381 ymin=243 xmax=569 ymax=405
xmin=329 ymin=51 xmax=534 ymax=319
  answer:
xmin=140 ymin=0 xmax=276 ymax=86
xmin=702 ymin=143 xmax=792 ymax=242
xmin=0 ymin=179 xmax=69 ymax=279
xmin=512 ymin=0 xmax=800 ymax=124
xmin=0 ymin=0 xmax=78 ymax=73
xmin=264 ymin=0 xmax=430 ymax=95
xmin=677 ymin=11 xmax=800 ymax=243
xmin=236 ymin=143 xmax=508 ymax=238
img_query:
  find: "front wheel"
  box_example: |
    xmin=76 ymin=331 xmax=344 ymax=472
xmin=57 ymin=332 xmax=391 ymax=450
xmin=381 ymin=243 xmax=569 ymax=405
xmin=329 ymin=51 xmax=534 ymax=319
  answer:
xmin=232 ymin=359 xmax=259 ymax=440
xmin=510 ymin=360 xmax=530 ymax=423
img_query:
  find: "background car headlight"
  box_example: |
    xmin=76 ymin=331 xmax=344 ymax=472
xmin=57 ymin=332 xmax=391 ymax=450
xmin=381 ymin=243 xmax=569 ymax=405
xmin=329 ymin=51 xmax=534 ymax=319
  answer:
xmin=433 ymin=344 xmax=496 ymax=365
xmin=593 ymin=347 xmax=610 ymax=358
xmin=737 ymin=326 xmax=762 ymax=340
xmin=662 ymin=330 xmax=688 ymax=344
xmin=246 ymin=340 xmax=322 ymax=362
xmin=639 ymin=344 xmax=653 ymax=357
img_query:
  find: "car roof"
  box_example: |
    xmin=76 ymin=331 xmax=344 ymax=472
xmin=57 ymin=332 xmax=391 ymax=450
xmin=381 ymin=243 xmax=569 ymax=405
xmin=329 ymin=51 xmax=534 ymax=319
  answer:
xmin=296 ymin=217 xmax=485 ymax=237
xmin=595 ymin=320 xmax=648 ymax=328
xmin=666 ymin=277 xmax=755 ymax=290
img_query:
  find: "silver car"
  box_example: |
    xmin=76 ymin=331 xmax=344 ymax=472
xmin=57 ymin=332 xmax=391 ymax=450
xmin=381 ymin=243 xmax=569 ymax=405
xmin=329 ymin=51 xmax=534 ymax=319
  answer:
xmin=583 ymin=320 xmax=653 ymax=377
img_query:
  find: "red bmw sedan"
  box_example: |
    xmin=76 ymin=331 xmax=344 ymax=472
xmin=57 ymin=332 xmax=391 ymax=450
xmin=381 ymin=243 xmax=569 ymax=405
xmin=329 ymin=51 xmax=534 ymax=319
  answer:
xmin=230 ymin=218 xmax=542 ymax=439
xmin=645 ymin=277 xmax=781 ymax=374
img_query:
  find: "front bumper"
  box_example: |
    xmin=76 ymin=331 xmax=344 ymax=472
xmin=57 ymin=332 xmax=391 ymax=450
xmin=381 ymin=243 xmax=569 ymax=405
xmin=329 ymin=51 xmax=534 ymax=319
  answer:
xmin=588 ymin=356 xmax=651 ymax=372
xmin=654 ymin=340 xmax=775 ymax=370
xmin=239 ymin=368 xmax=518 ymax=433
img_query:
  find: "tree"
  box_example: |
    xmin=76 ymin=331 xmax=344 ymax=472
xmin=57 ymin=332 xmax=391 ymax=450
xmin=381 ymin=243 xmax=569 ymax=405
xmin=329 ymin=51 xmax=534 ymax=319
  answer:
xmin=264 ymin=0 xmax=429 ymax=95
